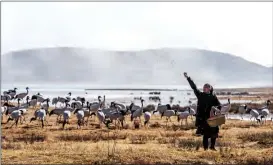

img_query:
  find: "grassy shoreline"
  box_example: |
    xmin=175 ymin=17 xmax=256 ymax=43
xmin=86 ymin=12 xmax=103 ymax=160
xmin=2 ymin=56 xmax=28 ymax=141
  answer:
xmin=2 ymin=114 xmax=273 ymax=164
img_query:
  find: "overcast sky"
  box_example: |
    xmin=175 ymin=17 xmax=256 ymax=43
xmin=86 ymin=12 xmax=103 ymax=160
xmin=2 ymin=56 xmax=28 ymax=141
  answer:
xmin=2 ymin=2 xmax=272 ymax=67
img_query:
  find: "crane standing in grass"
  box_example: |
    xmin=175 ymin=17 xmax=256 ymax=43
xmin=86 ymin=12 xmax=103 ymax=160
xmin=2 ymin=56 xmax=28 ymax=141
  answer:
xmin=15 ymin=87 xmax=29 ymax=103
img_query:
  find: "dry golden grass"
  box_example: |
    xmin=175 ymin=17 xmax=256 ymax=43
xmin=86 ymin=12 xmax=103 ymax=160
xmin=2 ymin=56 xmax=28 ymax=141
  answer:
xmin=2 ymin=88 xmax=273 ymax=164
xmin=2 ymin=106 xmax=273 ymax=165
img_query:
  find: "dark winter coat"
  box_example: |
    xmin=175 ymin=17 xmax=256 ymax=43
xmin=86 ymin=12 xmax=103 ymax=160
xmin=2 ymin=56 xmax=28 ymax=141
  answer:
xmin=186 ymin=77 xmax=221 ymax=138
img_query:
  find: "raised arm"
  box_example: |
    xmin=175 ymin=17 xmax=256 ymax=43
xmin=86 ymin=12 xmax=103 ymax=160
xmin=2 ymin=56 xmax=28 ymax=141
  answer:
xmin=183 ymin=72 xmax=201 ymax=98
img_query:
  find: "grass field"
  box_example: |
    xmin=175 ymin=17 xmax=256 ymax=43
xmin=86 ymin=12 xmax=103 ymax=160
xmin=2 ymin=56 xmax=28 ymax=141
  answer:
xmin=2 ymin=109 xmax=273 ymax=165
xmin=2 ymin=87 xmax=273 ymax=165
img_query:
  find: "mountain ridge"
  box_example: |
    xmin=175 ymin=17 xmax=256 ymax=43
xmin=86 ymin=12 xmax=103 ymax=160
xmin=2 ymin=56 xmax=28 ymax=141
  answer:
xmin=1 ymin=47 xmax=272 ymax=87
xmin=2 ymin=46 xmax=270 ymax=68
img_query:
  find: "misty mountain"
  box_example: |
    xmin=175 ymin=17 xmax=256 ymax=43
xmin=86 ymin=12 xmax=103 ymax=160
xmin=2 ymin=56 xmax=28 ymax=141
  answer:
xmin=1 ymin=47 xmax=272 ymax=86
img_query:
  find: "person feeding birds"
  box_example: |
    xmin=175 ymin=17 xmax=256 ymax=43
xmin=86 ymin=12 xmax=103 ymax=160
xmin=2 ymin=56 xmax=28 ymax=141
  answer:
xmin=183 ymin=72 xmax=221 ymax=151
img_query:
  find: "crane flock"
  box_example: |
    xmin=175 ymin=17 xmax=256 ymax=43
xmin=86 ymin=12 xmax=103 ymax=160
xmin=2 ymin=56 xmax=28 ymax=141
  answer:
xmin=1 ymin=87 xmax=272 ymax=129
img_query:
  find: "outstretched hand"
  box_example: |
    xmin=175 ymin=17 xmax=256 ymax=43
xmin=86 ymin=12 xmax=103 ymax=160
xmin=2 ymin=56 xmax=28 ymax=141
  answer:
xmin=183 ymin=72 xmax=188 ymax=78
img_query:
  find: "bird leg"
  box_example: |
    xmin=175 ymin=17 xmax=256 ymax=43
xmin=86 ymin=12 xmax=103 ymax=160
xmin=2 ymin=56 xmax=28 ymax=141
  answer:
xmin=77 ymin=120 xmax=81 ymax=129
xmin=56 ymin=115 xmax=62 ymax=125
xmin=93 ymin=115 xmax=96 ymax=122
xmin=117 ymin=120 xmax=120 ymax=129
xmin=114 ymin=120 xmax=117 ymax=128
xmin=63 ymin=120 xmax=66 ymax=129
xmin=56 ymin=117 xmax=59 ymax=125
xmin=85 ymin=117 xmax=88 ymax=126
xmin=9 ymin=122 xmax=16 ymax=128
xmin=10 ymin=118 xmax=19 ymax=128
xmin=44 ymin=119 xmax=49 ymax=126
xmin=59 ymin=115 xmax=63 ymax=122
xmin=117 ymin=120 xmax=121 ymax=130
xmin=41 ymin=120 xmax=44 ymax=128
xmin=23 ymin=115 xmax=26 ymax=123
xmin=19 ymin=116 xmax=23 ymax=124
xmin=84 ymin=118 xmax=88 ymax=126
xmin=20 ymin=115 xmax=26 ymax=124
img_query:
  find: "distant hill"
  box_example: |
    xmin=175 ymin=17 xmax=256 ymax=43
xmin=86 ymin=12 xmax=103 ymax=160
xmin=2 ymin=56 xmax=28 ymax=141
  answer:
xmin=1 ymin=47 xmax=272 ymax=87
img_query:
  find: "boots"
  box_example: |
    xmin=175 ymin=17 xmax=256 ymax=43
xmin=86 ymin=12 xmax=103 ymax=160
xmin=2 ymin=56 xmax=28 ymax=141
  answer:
xmin=209 ymin=137 xmax=217 ymax=151
xmin=203 ymin=136 xmax=217 ymax=151
xmin=203 ymin=135 xmax=209 ymax=150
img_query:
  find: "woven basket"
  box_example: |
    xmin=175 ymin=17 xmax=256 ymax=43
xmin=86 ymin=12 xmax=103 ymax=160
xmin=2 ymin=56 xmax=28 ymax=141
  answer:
xmin=207 ymin=114 xmax=226 ymax=127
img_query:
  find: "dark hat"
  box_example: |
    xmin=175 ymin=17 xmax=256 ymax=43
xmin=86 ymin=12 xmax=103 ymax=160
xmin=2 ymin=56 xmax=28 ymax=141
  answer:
xmin=203 ymin=83 xmax=211 ymax=89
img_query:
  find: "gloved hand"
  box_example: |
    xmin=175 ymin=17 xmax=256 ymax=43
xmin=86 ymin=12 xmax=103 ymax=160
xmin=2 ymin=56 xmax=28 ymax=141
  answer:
xmin=183 ymin=72 xmax=189 ymax=78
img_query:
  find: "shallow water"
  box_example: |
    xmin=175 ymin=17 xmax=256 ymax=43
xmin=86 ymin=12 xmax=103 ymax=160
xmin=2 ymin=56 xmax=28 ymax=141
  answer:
xmin=225 ymin=114 xmax=273 ymax=121
xmin=0 ymin=83 xmax=268 ymax=106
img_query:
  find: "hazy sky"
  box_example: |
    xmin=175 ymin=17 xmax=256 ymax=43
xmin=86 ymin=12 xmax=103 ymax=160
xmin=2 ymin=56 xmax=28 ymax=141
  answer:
xmin=2 ymin=2 xmax=272 ymax=67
